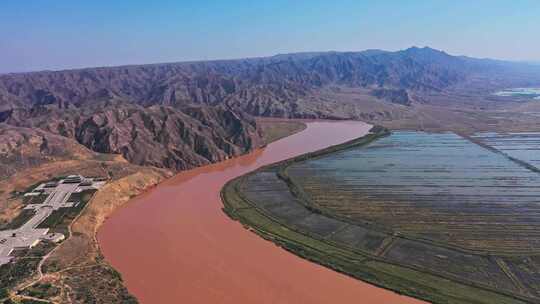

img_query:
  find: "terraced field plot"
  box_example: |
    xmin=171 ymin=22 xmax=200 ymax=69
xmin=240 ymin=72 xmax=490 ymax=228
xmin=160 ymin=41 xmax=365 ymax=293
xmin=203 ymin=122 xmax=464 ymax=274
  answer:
xmin=473 ymin=132 xmax=540 ymax=169
xmin=224 ymin=130 xmax=540 ymax=303
xmin=288 ymin=132 xmax=540 ymax=253
xmin=494 ymin=88 xmax=540 ymax=99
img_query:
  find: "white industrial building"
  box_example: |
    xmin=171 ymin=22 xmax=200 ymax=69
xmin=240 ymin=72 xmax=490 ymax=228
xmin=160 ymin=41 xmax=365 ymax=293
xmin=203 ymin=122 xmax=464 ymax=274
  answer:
xmin=0 ymin=175 xmax=105 ymax=265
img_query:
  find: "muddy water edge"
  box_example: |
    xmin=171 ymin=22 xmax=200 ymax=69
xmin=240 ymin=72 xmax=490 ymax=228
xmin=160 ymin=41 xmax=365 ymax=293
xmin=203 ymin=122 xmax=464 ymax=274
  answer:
xmin=97 ymin=121 xmax=425 ymax=304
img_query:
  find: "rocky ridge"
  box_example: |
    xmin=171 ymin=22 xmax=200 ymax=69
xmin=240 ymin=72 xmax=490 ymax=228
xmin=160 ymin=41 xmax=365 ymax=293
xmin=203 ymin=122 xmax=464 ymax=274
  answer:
xmin=2 ymin=47 xmax=539 ymax=118
xmin=0 ymin=102 xmax=263 ymax=171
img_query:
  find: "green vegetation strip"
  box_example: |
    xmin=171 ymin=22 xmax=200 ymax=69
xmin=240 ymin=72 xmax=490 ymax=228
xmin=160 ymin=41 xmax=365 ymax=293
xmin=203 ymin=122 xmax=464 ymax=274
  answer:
xmin=0 ymin=210 xmax=36 ymax=230
xmin=37 ymin=190 xmax=96 ymax=233
xmin=0 ymin=189 xmax=98 ymax=302
xmin=221 ymin=127 xmax=533 ymax=304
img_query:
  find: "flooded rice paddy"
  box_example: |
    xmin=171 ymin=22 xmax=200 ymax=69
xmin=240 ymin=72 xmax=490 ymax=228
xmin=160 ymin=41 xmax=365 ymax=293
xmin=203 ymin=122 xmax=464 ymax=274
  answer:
xmin=473 ymin=132 xmax=540 ymax=169
xmin=494 ymin=88 xmax=540 ymax=99
xmin=288 ymin=131 xmax=540 ymax=252
xmin=236 ymin=130 xmax=540 ymax=302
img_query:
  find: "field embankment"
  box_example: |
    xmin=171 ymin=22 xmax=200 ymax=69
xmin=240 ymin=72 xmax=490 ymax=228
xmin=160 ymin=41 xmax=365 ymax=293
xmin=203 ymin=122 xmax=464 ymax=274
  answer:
xmin=222 ymin=127 xmax=540 ymax=304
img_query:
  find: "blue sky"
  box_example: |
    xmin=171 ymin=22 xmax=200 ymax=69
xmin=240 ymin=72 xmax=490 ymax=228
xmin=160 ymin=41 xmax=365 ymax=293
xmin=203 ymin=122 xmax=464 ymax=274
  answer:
xmin=1 ymin=0 xmax=539 ymax=73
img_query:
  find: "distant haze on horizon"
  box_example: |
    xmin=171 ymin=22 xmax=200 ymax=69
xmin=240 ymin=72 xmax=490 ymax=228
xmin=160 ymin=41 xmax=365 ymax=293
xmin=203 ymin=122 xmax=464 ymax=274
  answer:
xmin=1 ymin=0 xmax=539 ymax=73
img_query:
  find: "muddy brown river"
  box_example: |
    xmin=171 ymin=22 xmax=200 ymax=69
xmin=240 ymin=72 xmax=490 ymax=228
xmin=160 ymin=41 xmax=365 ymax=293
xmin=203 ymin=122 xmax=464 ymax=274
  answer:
xmin=98 ymin=121 xmax=425 ymax=304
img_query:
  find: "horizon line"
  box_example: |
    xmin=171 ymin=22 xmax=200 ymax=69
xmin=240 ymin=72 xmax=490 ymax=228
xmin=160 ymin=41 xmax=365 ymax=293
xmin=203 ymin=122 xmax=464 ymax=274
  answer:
xmin=1 ymin=46 xmax=535 ymax=76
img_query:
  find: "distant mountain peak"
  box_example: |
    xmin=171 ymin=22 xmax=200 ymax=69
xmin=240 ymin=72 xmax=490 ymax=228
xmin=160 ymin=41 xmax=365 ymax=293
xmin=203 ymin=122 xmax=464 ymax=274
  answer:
xmin=404 ymin=46 xmax=448 ymax=55
xmin=1 ymin=45 xmax=539 ymax=118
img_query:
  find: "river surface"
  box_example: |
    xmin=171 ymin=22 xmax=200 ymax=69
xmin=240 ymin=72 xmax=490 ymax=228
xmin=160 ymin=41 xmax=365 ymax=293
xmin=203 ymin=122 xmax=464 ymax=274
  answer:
xmin=98 ymin=121 xmax=425 ymax=304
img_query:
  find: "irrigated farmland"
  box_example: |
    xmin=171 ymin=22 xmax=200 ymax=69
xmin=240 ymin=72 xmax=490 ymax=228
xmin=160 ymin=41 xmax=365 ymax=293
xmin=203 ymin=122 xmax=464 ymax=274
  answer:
xmin=222 ymin=129 xmax=540 ymax=304
xmin=473 ymin=132 xmax=540 ymax=170
xmin=288 ymin=132 xmax=540 ymax=253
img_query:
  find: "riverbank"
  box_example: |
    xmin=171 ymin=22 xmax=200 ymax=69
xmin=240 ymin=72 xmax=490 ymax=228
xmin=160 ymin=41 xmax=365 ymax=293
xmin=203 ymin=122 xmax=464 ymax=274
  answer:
xmin=222 ymin=128 xmax=535 ymax=304
xmin=97 ymin=121 xmax=424 ymax=304
xmin=0 ymin=119 xmax=310 ymax=303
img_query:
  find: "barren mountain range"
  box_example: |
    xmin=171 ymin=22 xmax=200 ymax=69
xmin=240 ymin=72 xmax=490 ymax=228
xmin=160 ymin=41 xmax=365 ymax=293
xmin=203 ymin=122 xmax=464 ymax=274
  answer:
xmin=1 ymin=47 xmax=540 ymax=173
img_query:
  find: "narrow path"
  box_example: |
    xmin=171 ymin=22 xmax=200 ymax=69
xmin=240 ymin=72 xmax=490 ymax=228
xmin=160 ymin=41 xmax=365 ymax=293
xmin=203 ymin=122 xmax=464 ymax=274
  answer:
xmin=14 ymin=190 xmax=99 ymax=301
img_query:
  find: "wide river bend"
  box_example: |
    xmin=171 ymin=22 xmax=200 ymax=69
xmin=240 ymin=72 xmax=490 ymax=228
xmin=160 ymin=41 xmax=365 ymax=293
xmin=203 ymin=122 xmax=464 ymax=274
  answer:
xmin=98 ymin=121 xmax=425 ymax=304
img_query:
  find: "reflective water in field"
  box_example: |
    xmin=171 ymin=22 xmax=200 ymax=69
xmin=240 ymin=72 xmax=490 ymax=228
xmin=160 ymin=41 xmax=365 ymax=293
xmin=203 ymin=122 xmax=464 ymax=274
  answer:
xmin=295 ymin=132 xmax=540 ymax=198
xmin=473 ymin=132 xmax=540 ymax=169
xmin=494 ymin=87 xmax=540 ymax=99
xmin=288 ymin=131 xmax=540 ymax=251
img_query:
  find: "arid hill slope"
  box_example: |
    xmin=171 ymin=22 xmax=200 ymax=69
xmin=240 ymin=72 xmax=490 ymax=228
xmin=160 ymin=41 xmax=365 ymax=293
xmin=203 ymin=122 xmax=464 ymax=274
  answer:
xmin=2 ymin=47 xmax=540 ymax=119
xmin=0 ymin=102 xmax=263 ymax=171
xmin=1 ymin=46 xmax=540 ymax=175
